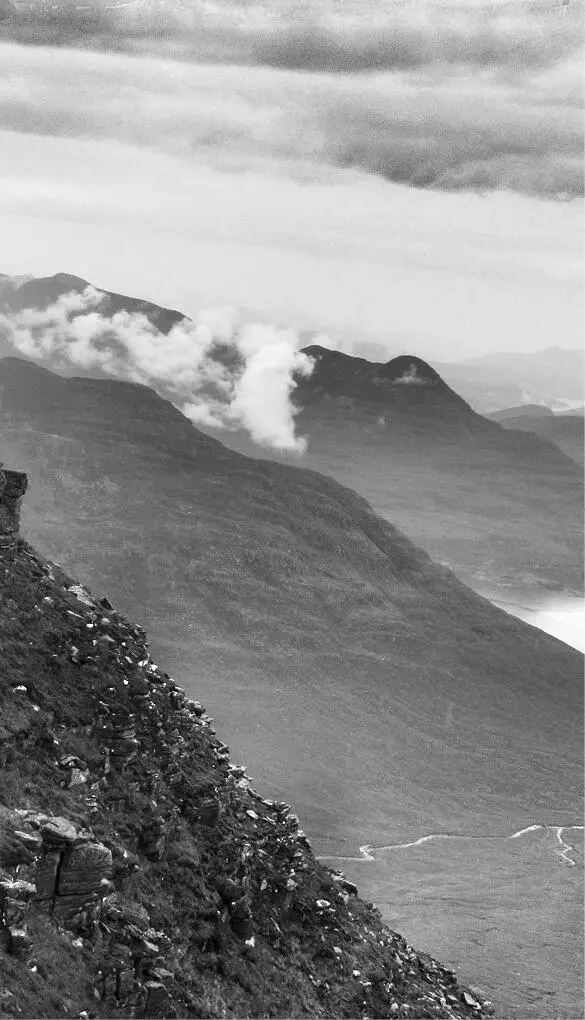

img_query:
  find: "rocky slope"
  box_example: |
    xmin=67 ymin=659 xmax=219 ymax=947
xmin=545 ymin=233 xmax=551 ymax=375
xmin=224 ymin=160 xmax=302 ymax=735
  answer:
xmin=0 ymin=465 xmax=490 ymax=1020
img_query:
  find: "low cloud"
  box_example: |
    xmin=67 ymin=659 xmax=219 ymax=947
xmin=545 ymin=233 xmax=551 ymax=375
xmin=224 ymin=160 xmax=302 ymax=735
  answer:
xmin=0 ymin=287 xmax=315 ymax=452
xmin=394 ymin=364 xmax=427 ymax=385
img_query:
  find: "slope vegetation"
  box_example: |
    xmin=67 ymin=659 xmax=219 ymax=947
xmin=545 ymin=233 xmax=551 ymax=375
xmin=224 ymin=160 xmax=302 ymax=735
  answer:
xmin=283 ymin=346 xmax=584 ymax=593
xmin=0 ymin=516 xmax=490 ymax=1018
xmin=486 ymin=410 xmax=583 ymax=466
xmin=0 ymin=357 xmax=582 ymax=855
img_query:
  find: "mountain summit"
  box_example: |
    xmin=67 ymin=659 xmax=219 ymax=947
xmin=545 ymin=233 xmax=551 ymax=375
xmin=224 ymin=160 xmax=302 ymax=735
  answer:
xmin=299 ymin=347 xmax=470 ymax=420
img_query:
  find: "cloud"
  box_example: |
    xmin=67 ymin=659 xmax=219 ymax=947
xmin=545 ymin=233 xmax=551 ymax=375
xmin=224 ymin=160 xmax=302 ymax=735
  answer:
xmin=1 ymin=0 xmax=582 ymax=74
xmin=394 ymin=364 xmax=428 ymax=385
xmin=0 ymin=31 xmax=581 ymax=199
xmin=0 ymin=287 xmax=315 ymax=452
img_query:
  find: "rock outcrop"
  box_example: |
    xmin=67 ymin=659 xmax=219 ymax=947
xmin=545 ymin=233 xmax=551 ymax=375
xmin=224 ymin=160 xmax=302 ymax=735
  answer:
xmin=0 ymin=469 xmax=493 ymax=1019
xmin=0 ymin=465 xmax=27 ymax=550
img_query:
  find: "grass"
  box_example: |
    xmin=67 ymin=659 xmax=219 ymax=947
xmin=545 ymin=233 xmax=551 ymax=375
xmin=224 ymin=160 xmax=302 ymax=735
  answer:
xmin=0 ymin=540 xmax=492 ymax=1019
xmin=0 ymin=355 xmax=583 ymax=1017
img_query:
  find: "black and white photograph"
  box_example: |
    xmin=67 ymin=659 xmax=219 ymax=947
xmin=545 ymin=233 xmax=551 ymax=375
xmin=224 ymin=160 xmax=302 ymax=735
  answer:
xmin=0 ymin=1 xmax=583 ymax=1018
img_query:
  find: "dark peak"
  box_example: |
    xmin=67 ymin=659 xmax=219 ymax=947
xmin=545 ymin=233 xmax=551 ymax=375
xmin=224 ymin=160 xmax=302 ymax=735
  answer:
xmin=380 ymin=355 xmax=442 ymax=385
xmin=0 ymin=271 xmax=185 ymax=336
xmin=46 ymin=272 xmax=90 ymax=288
xmin=300 ymin=345 xmax=469 ymax=412
xmin=0 ymin=273 xmax=93 ymax=315
xmin=303 ymin=346 xmax=441 ymax=385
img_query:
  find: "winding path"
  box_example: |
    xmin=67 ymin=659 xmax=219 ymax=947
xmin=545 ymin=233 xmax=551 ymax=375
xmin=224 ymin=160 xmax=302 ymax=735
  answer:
xmin=318 ymin=824 xmax=584 ymax=867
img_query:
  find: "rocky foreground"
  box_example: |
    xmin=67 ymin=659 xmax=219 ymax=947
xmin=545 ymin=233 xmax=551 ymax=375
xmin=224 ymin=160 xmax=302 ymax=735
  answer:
xmin=0 ymin=466 xmax=491 ymax=1019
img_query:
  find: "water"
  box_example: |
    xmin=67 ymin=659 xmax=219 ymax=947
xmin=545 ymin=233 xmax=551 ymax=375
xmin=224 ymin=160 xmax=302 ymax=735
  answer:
xmin=478 ymin=589 xmax=585 ymax=653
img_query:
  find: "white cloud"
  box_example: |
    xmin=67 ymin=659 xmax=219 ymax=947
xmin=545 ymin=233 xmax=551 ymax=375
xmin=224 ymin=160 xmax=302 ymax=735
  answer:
xmin=394 ymin=364 xmax=428 ymax=385
xmin=0 ymin=287 xmax=314 ymax=452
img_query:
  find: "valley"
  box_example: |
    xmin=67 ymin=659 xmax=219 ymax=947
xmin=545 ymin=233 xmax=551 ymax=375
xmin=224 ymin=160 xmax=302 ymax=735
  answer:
xmin=0 ymin=284 xmax=583 ymax=1019
xmin=318 ymin=826 xmax=584 ymax=1020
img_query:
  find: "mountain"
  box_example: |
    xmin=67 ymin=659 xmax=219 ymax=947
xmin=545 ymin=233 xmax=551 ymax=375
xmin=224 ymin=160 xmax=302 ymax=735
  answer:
xmin=0 ymin=476 xmax=491 ymax=1019
xmin=275 ymin=345 xmax=583 ymax=595
xmin=488 ymin=405 xmax=555 ymax=421
xmin=433 ymin=348 xmax=584 ymax=414
xmin=0 ymin=272 xmax=184 ymax=367
xmin=0 ymin=355 xmax=583 ymax=1016
xmin=486 ymin=409 xmax=583 ymax=466
xmin=2 ymin=268 xmax=581 ymax=594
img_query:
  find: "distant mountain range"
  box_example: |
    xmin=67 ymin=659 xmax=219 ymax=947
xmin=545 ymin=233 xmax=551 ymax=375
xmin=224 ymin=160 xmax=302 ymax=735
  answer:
xmin=1 ymin=272 xmax=582 ymax=596
xmin=434 ymin=348 xmax=584 ymax=414
xmin=486 ymin=406 xmax=583 ymax=466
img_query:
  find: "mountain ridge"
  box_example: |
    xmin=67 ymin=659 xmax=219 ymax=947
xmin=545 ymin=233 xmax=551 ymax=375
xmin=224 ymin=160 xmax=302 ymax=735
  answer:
xmin=1 ymin=271 xmax=582 ymax=593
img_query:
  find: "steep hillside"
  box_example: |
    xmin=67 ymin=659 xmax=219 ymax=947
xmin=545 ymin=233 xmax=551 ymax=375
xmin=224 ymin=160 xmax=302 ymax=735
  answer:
xmin=244 ymin=345 xmax=583 ymax=594
xmin=0 ymin=469 xmax=491 ymax=1019
xmin=485 ymin=411 xmax=583 ymax=466
xmin=0 ymin=356 xmax=582 ymax=845
xmin=0 ymin=359 xmax=583 ymax=1015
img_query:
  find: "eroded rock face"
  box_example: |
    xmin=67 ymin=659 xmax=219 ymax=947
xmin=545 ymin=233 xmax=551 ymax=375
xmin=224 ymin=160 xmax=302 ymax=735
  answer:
xmin=0 ymin=811 xmax=177 ymax=1016
xmin=0 ymin=467 xmax=27 ymax=549
xmin=1 ymin=813 xmax=112 ymax=930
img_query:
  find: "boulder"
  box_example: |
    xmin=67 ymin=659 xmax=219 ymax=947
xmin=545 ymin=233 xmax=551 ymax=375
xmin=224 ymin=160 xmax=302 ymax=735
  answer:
xmin=0 ymin=468 xmax=27 ymax=548
xmin=143 ymin=980 xmax=174 ymax=1019
xmin=40 ymin=817 xmax=78 ymax=846
xmin=54 ymin=841 xmax=112 ymax=921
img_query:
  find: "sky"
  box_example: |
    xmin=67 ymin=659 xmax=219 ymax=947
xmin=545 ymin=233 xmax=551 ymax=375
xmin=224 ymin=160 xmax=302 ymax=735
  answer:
xmin=0 ymin=0 xmax=583 ymax=362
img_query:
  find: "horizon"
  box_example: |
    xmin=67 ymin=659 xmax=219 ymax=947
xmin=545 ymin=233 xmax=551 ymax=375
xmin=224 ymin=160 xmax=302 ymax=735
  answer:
xmin=1 ymin=267 xmax=584 ymax=365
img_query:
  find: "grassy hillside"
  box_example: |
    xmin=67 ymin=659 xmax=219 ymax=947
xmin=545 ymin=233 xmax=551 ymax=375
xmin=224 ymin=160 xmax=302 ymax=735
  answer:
xmin=486 ymin=412 xmax=583 ymax=466
xmin=218 ymin=345 xmax=584 ymax=595
xmin=1 ymin=356 xmax=583 ymax=1016
xmin=0 ymin=358 xmax=581 ymax=848
xmin=0 ymin=533 xmax=491 ymax=1019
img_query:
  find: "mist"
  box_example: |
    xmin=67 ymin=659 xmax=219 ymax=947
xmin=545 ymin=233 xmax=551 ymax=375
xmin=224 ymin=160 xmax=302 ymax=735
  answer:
xmin=0 ymin=287 xmax=315 ymax=452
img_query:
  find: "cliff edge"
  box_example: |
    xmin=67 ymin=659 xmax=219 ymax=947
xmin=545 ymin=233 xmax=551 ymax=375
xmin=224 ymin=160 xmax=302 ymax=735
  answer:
xmin=0 ymin=464 xmax=490 ymax=1019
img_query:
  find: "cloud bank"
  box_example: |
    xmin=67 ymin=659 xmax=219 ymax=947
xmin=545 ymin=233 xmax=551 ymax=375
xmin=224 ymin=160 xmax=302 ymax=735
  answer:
xmin=0 ymin=287 xmax=315 ymax=451
xmin=0 ymin=0 xmax=583 ymax=199
xmin=2 ymin=0 xmax=582 ymax=74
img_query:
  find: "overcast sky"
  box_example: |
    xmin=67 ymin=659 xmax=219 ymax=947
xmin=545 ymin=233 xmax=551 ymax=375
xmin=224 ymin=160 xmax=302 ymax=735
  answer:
xmin=0 ymin=0 xmax=582 ymax=359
